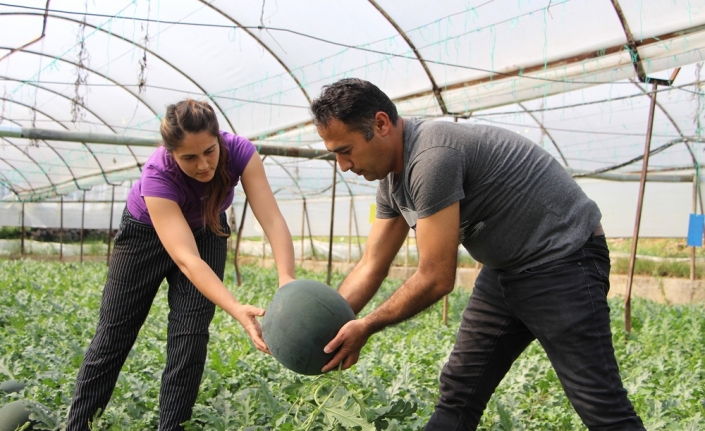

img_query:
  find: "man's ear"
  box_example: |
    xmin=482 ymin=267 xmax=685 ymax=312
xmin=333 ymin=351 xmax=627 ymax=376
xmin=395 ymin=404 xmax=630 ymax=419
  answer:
xmin=374 ymin=111 xmax=392 ymax=136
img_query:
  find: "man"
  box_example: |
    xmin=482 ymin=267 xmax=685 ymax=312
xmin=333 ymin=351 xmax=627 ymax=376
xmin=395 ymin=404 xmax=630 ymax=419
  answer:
xmin=311 ymin=78 xmax=645 ymax=430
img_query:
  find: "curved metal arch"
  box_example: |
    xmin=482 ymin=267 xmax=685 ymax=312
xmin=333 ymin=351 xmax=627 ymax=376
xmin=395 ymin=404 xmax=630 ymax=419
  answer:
xmin=0 ymin=45 xmax=161 ymax=184
xmin=368 ymin=0 xmax=448 ymax=115
xmin=1 ymin=136 xmax=57 ymax=193
xmin=1 ymin=76 xmax=143 ymax=169
xmin=0 ymin=0 xmax=49 ymax=63
xmin=261 ymin=156 xmax=309 ymax=199
xmin=517 ymin=102 xmax=569 ymax=167
xmin=630 ymin=80 xmax=699 ymax=166
xmin=0 ymin=166 xmax=20 ymax=197
xmin=610 ymin=0 xmax=647 ymax=81
xmin=0 ymin=46 xmax=160 ymax=119
xmin=0 ymin=154 xmax=32 ymax=192
xmin=0 ymin=11 xmax=239 ymax=133
xmin=0 ymin=117 xmax=84 ymax=192
xmin=0 ymin=97 xmax=69 ymax=130
xmin=0 ymin=94 xmax=117 ymax=186
xmin=197 ymin=1 xmax=313 ymax=106
xmin=2 ymin=77 xmax=116 ymax=132
xmin=329 ymin=160 xmax=360 ymax=200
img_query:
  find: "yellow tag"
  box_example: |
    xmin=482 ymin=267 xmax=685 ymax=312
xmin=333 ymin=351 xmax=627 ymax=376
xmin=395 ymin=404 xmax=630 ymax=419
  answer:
xmin=369 ymin=203 xmax=377 ymax=224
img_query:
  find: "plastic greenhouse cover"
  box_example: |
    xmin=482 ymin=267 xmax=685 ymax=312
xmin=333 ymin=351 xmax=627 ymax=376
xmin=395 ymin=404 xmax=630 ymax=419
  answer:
xmin=1 ymin=0 xmax=705 ymax=203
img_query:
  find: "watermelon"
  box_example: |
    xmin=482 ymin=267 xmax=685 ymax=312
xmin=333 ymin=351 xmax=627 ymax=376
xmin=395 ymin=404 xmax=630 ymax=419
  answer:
xmin=0 ymin=400 xmax=38 ymax=431
xmin=0 ymin=381 xmax=25 ymax=395
xmin=262 ymin=279 xmax=355 ymax=375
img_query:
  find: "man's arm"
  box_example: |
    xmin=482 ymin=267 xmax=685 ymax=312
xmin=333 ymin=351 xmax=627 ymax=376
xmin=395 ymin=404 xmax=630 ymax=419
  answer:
xmin=338 ymin=215 xmax=410 ymax=314
xmin=322 ymin=201 xmax=459 ymax=372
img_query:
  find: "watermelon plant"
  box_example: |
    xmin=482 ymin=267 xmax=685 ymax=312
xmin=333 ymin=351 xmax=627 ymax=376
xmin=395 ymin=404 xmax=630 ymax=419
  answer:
xmin=0 ymin=259 xmax=703 ymax=430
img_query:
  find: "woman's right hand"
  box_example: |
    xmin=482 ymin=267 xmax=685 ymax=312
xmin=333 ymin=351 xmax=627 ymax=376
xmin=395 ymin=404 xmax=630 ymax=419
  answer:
xmin=233 ymin=304 xmax=270 ymax=354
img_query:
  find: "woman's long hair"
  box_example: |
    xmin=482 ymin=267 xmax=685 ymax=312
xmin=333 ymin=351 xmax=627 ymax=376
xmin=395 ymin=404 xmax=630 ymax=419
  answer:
xmin=160 ymin=99 xmax=231 ymax=237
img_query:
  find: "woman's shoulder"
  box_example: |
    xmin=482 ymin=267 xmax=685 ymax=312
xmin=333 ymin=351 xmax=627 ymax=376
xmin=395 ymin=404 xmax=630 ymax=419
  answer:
xmin=219 ymin=130 xmax=257 ymax=177
xmin=143 ymin=145 xmax=177 ymax=175
xmin=219 ymin=130 xmax=252 ymax=146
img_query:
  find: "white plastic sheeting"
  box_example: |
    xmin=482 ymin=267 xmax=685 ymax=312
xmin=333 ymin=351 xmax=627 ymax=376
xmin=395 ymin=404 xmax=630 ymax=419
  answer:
xmin=1 ymin=0 xmax=705 ymax=208
xmin=0 ymin=179 xmax=699 ymax=238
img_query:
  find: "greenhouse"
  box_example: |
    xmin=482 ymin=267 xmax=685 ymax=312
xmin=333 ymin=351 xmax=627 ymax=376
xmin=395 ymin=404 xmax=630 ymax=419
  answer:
xmin=1 ymin=0 xmax=704 ymax=430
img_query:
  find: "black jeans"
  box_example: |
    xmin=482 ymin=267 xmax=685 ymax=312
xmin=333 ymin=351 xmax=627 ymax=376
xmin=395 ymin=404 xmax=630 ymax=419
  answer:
xmin=425 ymin=235 xmax=645 ymax=430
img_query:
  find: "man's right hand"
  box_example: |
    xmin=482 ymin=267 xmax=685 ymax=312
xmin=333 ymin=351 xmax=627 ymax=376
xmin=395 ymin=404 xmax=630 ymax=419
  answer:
xmin=321 ymin=319 xmax=372 ymax=373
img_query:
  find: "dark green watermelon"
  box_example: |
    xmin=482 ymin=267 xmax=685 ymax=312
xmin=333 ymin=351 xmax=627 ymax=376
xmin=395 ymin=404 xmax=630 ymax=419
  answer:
xmin=0 ymin=381 xmax=25 ymax=395
xmin=262 ymin=279 xmax=355 ymax=375
xmin=0 ymin=400 xmax=38 ymax=431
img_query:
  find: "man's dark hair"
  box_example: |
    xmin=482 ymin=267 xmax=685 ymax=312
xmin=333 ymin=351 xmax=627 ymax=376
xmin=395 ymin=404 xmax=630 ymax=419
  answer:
xmin=310 ymin=78 xmax=399 ymax=141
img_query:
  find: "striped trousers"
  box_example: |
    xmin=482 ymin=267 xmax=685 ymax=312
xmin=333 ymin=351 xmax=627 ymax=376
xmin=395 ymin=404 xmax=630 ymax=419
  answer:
xmin=66 ymin=208 xmax=229 ymax=431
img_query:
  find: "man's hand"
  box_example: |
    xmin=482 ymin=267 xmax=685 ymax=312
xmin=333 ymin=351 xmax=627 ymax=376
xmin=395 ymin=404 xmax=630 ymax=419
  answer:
xmin=321 ymin=319 xmax=371 ymax=373
xmin=233 ymin=304 xmax=270 ymax=354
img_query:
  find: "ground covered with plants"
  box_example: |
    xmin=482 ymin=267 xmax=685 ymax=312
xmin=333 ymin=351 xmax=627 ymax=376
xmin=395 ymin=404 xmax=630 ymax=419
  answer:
xmin=0 ymin=260 xmax=703 ymax=430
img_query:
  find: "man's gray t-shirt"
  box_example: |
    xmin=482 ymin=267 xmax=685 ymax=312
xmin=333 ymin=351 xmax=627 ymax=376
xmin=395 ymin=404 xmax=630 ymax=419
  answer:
xmin=376 ymin=118 xmax=602 ymax=273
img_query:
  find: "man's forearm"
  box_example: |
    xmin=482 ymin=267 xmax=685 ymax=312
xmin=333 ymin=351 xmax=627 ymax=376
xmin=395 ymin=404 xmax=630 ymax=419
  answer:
xmin=338 ymin=260 xmax=389 ymax=314
xmin=362 ymin=268 xmax=454 ymax=335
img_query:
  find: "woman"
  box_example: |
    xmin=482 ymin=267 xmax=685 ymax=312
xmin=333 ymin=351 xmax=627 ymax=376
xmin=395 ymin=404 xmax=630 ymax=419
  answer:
xmin=66 ymin=99 xmax=295 ymax=430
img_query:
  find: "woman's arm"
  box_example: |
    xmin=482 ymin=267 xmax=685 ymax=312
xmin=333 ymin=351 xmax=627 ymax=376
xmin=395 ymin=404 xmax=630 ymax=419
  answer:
xmin=144 ymin=196 xmax=269 ymax=352
xmin=240 ymin=153 xmax=296 ymax=287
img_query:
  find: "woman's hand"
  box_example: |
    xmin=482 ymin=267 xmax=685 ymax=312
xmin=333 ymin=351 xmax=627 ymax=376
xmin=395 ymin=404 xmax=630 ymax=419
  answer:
xmin=233 ymin=303 xmax=270 ymax=354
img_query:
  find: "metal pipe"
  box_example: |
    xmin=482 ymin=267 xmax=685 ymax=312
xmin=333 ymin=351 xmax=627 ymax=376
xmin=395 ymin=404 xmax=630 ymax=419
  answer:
xmin=327 ymin=164 xmax=338 ymax=285
xmin=0 ymin=125 xmax=335 ymax=160
xmin=625 ymin=82 xmax=659 ymax=333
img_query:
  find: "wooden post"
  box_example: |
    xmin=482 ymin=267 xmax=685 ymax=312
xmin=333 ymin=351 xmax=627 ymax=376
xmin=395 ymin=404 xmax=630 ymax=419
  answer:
xmin=227 ymin=206 xmax=235 ymax=253
xmin=301 ymin=199 xmax=306 ymax=265
xmin=352 ymin=198 xmax=362 ymax=257
xmin=405 ymin=231 xmax=410 ymax=268
xmin=327 ymin=164 xmax=338 ymax=285
xmin=692 ymin=174 xmax=697 ymax=281
xmin=305 ymin=199 xmax=317 ymax=260
xmin=348 ymin=198 xmax=353 ymax=264
xmin=20 ymin=200 xmax=25 ymax=256
xmin=80 ymin=190 xmax=86 ymax=263
xmin=443 ymin=296 xmax=449 ymax=326
xmin=107 ymin=185 xmax=115 ymax=265
xmin=625 ymin=82 xmax=659 ymax=333
xmin=60 ymin=195 xmax=64 ymax=262
xmin=234 ymin=200 xmax=248 ymax=286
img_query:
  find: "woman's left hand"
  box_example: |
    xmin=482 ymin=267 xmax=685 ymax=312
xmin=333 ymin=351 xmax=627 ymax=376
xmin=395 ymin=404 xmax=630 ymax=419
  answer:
xmin=233 ymin=304 xmax=270 ymax=354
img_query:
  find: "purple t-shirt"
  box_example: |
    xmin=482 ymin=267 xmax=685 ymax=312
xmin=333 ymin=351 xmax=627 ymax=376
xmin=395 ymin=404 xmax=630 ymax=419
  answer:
xmin=126 ymin=131 xmax=256 ymax=230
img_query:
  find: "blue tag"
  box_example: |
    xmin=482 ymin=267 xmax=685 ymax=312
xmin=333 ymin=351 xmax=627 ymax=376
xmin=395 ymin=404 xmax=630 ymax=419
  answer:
xmin=686 ymin=214 xmax=704 ymax=247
